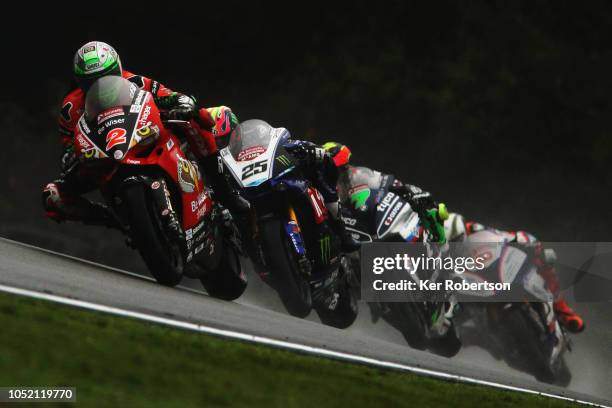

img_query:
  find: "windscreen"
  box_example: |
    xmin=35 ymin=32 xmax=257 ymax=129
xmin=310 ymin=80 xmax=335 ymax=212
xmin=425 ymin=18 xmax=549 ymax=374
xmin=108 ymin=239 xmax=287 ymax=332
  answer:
xmin=85 ymin=76 xmax=137 ymax=120
xmin=348 ymin=166 xmax=384 ymax=189
xmin=228 ymin=119 xmax=274 ymax=161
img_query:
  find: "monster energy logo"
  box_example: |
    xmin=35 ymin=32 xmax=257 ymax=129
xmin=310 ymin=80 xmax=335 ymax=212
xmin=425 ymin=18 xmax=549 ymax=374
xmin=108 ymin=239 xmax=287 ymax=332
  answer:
xmin=320 ymin=235 xmax=331 ymax=264
xmin=276 ymin=155 xmax=291 ymax=166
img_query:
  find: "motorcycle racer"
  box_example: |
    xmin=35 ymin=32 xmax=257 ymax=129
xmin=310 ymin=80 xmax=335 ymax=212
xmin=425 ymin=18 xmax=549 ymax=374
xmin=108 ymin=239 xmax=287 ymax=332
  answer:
xmin=323 ymin=142 xmax=448 ymax=243
xmin=444 ymin=213 xmax=585 ymax=333
xmin=323 ymin=140 xmax=583 ymax=333
xmin=43 ymin=41 xmax=246 ymax=232
xmin=262 ymin=135 xmax=360 ymax=252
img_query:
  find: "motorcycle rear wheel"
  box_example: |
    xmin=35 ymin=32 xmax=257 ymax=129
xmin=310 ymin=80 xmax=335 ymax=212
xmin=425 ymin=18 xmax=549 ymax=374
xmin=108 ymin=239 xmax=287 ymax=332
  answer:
xmin=200 ymin=240 xmax=247 ymax=300
xmin=315 ymin=257 xmax=358 ymax=329
xmin=124 ymin=183 xmax=183 ymax=286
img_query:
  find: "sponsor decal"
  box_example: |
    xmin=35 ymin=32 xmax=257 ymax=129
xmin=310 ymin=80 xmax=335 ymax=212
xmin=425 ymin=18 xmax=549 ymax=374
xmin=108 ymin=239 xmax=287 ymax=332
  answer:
xmin=104 ymin=118 xmax=125 ymax=127
xmin=151 ymin=80 xmax=160 ymax=95
xmin=76 ymin=132 xmax=92 ymax=150
xmin=105 ymin=128 xmax=127 ymax=151
xmin=126 ymin=159 xmax=140 ymax=164
xmin=130 ymin=105 xmax=142 ymax=113
xmin=320 ymin=235 xmax=331 ymax=264
xmin=237 ymin=145 xmax=266 ymax=161
xmin=275 ymin=155 xmax=291 ymax=166
xmin=177 ymin=157 xmax=200 ymax=193
xmin=78 ymin=116 xmax=91 ymax=134
xmin=342 ymin=216 xmax=357 ymax=226
xmin=133 ymin=90 xmax=145 ymax=106
xmin=166 ymin=139 xmax=174 ymax=151
xmin=83 ymin=45 xmax=95 ymax=53
xmin=97 ymin=107 xmax=124 ymax=124
xmin=307 ymin=187 xmax=327 ymax=224
xmin=113 ymin=150 xmax=124 ymax=160
xmin=196 ymin=204 xmax=208 ymax=219
xmin=98 ymin=117 xmax=126 ymax=133
xmin=138 ymin=105 xmax=152 ymax=127
xmin=191 ymin=192 xmax=207 ymax=212
xmin=151 ymin=181 xmax=161 ymax=190
xmin=384 ymin=202 xmax=404 ymax=226
xmin=377 ymin=192 xmax=396 ymax=213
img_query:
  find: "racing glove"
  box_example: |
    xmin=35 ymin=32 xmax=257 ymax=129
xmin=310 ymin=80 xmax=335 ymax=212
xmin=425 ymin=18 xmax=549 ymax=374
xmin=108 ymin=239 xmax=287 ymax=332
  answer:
xmin=419 ymin=203 xmax=449 ymax=244
xmin=285 ymin=141 xmax=329 ymax=168
xmin=167 ymin=95 xmax=197 ymax=121
xmin=391 ymin=181 xmax=448 ymax=243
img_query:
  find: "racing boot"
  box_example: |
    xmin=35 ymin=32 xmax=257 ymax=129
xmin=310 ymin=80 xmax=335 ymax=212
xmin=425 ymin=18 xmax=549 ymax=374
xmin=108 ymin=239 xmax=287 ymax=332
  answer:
xmin=537 ymin=261 xmax=584 ymax=333
xmin=326 ymin=201 xmax=360 ymax=253
xmin=554 ymin=298 xmax=585 ymax=333
xmin=43 ymin=183 xmax=120 ymax=229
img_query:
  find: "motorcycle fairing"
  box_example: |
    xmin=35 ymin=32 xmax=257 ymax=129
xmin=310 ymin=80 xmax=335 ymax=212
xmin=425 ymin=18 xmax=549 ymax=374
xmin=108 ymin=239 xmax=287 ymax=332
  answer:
xmin=74 ymin=90 xmax=213 ymax=232
xmin=221 ymin=129 xmax=287 ymax=188
xmin=374 ymin=190 xmax=420 ymax=240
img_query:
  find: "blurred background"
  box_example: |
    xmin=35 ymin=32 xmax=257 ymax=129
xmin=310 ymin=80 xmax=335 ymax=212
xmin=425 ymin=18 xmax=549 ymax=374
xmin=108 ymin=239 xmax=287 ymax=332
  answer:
xmin=1 ymin=1 xmax=611 ymax=272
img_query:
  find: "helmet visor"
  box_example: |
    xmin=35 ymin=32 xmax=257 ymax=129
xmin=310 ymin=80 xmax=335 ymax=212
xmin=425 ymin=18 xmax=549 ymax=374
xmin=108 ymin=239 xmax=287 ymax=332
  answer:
xmin=85 ymin=76 xmax=137 ymax=120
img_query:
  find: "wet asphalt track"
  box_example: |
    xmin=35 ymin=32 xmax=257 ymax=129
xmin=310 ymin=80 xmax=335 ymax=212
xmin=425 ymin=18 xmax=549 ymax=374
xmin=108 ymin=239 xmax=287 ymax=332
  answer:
xmin=0 ymin=237 xmax=610 ymax=406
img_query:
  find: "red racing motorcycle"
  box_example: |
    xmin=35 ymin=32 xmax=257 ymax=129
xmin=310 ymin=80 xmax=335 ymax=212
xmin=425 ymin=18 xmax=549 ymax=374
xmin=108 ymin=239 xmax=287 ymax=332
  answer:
xmin=72 ymin=76 xmax=246 ymax=299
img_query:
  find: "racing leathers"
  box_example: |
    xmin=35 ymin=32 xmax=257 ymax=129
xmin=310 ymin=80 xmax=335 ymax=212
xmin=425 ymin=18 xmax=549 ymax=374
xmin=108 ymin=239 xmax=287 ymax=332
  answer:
xmin=444 ymin=213 xmax=585 ymax=333
xmin=283 ymin=140 xmax=361 ymax=252
xmin=337 ymin=165 xmax=447 ymax=242
xmin=42 ymin=70 xmax=243 ymax=229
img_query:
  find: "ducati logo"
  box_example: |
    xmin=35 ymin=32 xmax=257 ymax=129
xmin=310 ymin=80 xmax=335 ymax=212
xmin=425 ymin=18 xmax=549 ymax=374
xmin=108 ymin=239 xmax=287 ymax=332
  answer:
xmin=106 ymin=128 xmax=127 ymax=151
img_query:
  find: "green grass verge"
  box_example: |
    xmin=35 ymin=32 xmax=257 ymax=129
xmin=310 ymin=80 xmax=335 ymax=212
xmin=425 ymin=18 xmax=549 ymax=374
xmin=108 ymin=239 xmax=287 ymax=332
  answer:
xmin=0 ymin=292 xmax=576 ymax=408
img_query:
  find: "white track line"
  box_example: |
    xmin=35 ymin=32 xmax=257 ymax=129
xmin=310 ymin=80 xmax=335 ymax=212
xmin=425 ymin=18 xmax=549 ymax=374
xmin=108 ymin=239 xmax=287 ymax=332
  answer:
xmin=0 ymin=283 xmax=607 ymax=408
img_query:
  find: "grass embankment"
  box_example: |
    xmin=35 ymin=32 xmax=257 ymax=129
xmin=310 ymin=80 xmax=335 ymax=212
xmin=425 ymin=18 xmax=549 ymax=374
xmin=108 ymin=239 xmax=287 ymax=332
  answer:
xmin=0 ymin=293 xmax=575 ymax=407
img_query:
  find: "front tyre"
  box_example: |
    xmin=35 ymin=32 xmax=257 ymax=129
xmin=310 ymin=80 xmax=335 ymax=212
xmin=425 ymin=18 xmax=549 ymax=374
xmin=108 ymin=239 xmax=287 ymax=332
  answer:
xmin=123 ymin=183 xmax=183 ymax=286
xmin=260 ymin=218 xmax=312 ymax=317
xmin=428 ymin=321 xmax=462 ymax=358
xmin=386 ymin=302 xmax=429 ymax=350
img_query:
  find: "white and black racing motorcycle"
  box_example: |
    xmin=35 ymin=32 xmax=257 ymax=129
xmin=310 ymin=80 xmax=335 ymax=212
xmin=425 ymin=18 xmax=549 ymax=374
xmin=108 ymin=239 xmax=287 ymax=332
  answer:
xmin=218 ymin=120 xmax=358 ymax=327
xmin=338 ymin=166 xmax=462 ymax=357
xmin=450 ymin=228 xmax=572 ymax=385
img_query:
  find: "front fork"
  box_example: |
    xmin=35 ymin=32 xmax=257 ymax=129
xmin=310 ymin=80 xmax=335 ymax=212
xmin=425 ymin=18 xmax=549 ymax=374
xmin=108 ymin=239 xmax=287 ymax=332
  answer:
xmin=121 ymin=176 xmax=184 ymax=243
xmin=286 ymin=206 xmax=311 ymax=277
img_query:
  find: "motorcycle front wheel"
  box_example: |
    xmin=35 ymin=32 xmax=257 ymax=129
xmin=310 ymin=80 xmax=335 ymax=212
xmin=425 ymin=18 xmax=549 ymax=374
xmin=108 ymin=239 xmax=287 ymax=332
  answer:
xmin=123 ymin=183 xmax=183 ymax=286
xmin=260 ymin=218 xmax=312 ymax=317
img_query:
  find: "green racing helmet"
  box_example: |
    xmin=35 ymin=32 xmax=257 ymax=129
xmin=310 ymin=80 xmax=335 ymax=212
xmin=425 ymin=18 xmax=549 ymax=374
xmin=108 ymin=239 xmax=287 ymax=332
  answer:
xmin=73 ymin=41 xmax=122 ymax=90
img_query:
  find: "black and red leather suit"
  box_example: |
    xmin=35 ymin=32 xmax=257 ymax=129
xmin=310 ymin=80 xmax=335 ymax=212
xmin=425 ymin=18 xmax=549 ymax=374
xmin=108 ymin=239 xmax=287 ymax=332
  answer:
xmin=43 ymin=70 xmax=234 ymax=226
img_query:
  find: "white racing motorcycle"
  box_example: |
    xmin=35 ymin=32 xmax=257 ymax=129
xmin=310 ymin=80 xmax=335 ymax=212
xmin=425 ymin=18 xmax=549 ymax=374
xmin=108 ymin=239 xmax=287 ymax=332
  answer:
xmin=450 ymin=228 xmax=572 ymax=385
